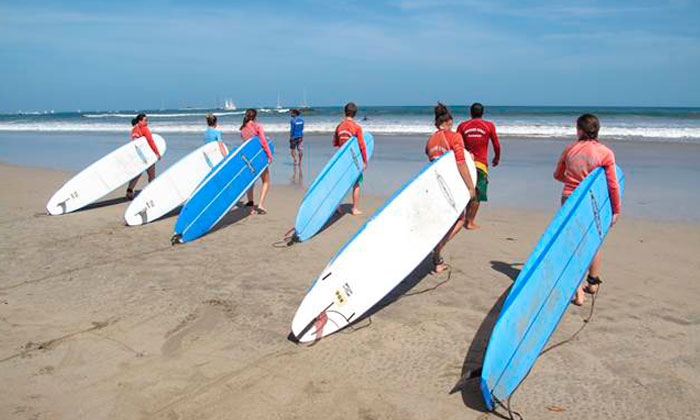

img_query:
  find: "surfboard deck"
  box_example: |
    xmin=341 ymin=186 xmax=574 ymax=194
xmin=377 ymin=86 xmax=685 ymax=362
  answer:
xmin=480 ymin=166 xmax=625 ymax=411
xmin=290 ymin=151 xmax=476 ymax=343
xmin=294 ymin=133 xmax=375 ymax=241
xmin=124 ymin=142 xmax=228 ymax=226
xmin=46 ymin=134 xmax=166 ymax=215
xmin=172 ymin=137 xmax=273 ymax=243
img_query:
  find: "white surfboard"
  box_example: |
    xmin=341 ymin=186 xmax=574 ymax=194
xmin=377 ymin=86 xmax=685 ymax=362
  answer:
xmin=290 ymin=151 xmax=476 ymax=343
xmin=46 ymin=134 xmax=167 ymax=215
xmin=124 ymin=142 xmax=228 ymax=226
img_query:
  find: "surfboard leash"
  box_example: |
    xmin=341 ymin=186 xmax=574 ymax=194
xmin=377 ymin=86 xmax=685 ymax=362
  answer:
xmin=272 ymin=227 xmax=298 ymax=248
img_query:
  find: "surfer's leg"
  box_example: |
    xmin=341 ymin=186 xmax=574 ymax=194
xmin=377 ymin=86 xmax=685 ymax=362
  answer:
xmin=146 ymin=164 xmax=156 ymax=182
xmin=127 ymin=174 xmax=140 ymax=199
xmin=572 ymin=286 xmax=585 ymax=306
xmin=256 ymin=168 xmax=270 ymax=213
xmin=584 ymin=250 xmax=602 ymax=294
xmin=433 ymin=215 xmax=465 ymax=273
xmin=466 ymin=199 xmax=480 ymax=229
xmin=298 ymin=141 xmax=303 ymax=165
xmin=351 ymin=182 xmax=363 ymax=215
xmin=246 ymin=186 xmax=255 ymax=213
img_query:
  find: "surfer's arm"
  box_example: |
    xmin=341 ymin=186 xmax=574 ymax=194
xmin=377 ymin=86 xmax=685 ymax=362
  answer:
xmin=356 ymin=127 xmax=368 ymax=166
xmin=458 ymin=162 xmax=476 ymax=199
xmin=602 ymin=153 xmax=621 ymax=215
xmin=256 ymin=124 xmax=273 ymax=161
xmin=143 ymin=127 xmax=161 ymax=159
xmin=490 ymin=122 xmax=501 ymax=166
xmin=553 ymin=149 xmax=568 ymax=182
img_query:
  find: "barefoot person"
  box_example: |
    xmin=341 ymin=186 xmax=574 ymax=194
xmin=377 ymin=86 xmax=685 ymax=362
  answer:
xmin=240 ymin=109 xmax=274 ymax=214
xmin=204 ymin=113 xmax=228 ymax=157
xmin=126 ymin=113 xmax=161 ymax=200
xmin=425 ymin=103 xmax=477 ymax=273
xmin=554 ymin=114 xmax=621 ymax=306
xmin=333 ymin=102 xmax=368 ymax=215
xmin=457 ymin=103 xmax=501 ymax=229
xmin=289 ymin=109 xmax=304 ymax=166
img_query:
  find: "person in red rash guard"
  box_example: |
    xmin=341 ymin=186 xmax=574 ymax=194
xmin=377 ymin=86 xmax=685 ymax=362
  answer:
xmin=554 ymin=114 xmax=621 ymax=306
xmin=425 ymin=103 xmax=476 ymax=273
xmin=456 ymin=103 xmax=501 ymax=229
xmin=333 ymin=102 xmax=368 ymax=215
xmin=126 ymin=113 xmax=161 ymax=200
xmin=240 ymin=108 xmax=274 ymax=215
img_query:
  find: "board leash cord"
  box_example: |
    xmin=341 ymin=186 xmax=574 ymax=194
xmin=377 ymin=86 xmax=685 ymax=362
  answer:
xmin=489 ymin=286 xmax=601 ymax=420
xmin=272 ymin=227 xmax=298 ymax=248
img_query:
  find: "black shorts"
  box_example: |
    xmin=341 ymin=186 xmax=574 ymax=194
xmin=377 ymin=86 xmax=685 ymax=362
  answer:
xmin=290 ymin=137 xmax=303 ymax=150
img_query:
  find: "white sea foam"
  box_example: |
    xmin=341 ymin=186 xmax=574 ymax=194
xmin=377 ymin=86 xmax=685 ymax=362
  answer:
xmin=1 ymin=121 xmax=699 ymax=142
xmin=82 ymin=111 xmax=245 ymax=118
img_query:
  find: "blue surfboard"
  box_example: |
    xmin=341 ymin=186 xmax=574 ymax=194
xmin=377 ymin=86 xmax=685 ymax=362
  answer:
xmin=293 ymin=133 xmax=375 ymax=242
xmin=172 ymin=137 xmax=274 ymax=243
xmin=480 ymin=165 xmax=625 ymax=411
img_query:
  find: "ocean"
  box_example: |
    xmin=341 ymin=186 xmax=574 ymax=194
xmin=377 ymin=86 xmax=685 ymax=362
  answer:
xmin=2 ymin=105 xmax=700 ymax=142
xmin=0 ymin=106 xmax=698 ymax=222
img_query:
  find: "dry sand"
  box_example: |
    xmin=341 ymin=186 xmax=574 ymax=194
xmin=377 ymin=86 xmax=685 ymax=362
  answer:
xmin=1 ymin=162 xmax=699 ymax=420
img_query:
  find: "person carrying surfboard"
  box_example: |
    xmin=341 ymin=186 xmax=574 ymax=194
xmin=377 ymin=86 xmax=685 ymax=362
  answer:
xmin=204 ymin=113 xmax=228 ymax=157
xmin=425 ymin=103 xmax=477 ymax=273
xmin=240 ymin=109 xmax=274 ymax=215
xmin=333 ymin=102 xmax=368 ymax=215
xmin=554 ymin=113 xmax=621 ymax=306
xmin=457 ymin=103 xmax=501 ymax=230
xmin=289 ymin=109 xmax=304 ymax=166
xmin=126 ymin=113 xmax=161 ymax=200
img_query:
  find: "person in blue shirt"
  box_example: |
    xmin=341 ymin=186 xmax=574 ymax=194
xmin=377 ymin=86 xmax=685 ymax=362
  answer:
xmin=205 ymin=113 xmax=228 ymax=157
xmin=289 ymin=109 xmax=304 ymax=166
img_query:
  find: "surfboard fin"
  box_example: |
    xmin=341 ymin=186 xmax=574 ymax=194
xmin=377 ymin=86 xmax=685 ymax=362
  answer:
xmin=449 ymin=367 xmax=483 ymax=394
xmin=170 ymin=234 xmax=183 ymax=245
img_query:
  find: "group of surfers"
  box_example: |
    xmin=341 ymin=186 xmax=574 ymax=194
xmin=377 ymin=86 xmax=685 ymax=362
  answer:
xmin=124 ymin=102 xmax=621 ymax=307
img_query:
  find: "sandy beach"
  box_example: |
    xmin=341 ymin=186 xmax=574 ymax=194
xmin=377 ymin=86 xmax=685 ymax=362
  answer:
xmin=1 ymin=162 xmax=699 ymax=419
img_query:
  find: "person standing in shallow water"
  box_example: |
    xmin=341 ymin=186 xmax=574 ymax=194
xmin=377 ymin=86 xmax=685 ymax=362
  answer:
xmin=457 ymin=103 xmax=501 ymax=229
xmin=554 ymin=113 xmax=621 ymax=306
xmin=204 ymin=113 xmax=228 ymax=157
xmin=333 ymin=102 xmax=368 ymax=215
xmin=289 ymin=109 xmax=304 ymax=166
xmin=240 ymin=109 xmax=274 ymax=215
xmin=425 ymin=103 xmax=476 ymax=273
xmin=126 ymin=113 xmax=161 ymax=200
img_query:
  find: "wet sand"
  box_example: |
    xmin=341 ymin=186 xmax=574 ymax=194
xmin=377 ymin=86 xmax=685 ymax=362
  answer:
xmin=1 ymin=162 xmax=699 ymax=419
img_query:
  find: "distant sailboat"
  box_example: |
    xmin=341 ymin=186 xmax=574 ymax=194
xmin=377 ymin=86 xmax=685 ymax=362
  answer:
xmin=275 ymin=93 xmax=289 ymax=113
xmin=223 ymin=99 xmax=237 ymax=111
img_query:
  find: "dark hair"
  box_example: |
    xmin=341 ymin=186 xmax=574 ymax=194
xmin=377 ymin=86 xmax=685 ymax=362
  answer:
xmin=577 ymin=114 xmax=600 ymax=141
xmin=344 ymin=102 xmax=358 ymax=117
xmin=290 ymin=109 xmax=300 ymax=116
xmin=131 ymin=118 xmax=138 ymax=127
xmin=470 ymin=103 xmax=484 ymax=118
xmin=205 ymin=113 xmax=217 ymax=127
xmin=135 ymin=113 xmax=147 ymax=124
xmin=434 ymin=102 xmax=453 ymax=128
xmin=240 ymin=109 xmax=257 ymax=130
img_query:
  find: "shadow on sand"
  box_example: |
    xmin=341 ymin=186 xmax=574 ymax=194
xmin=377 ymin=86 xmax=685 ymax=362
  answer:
xmin=353 ymin=254 xmax=439 ymax=324
xmin=313 ymin=203 xmax=353 ymax=238
xmin=77 ymin=195 xmax=132 ymax=212
xmin=450 ymin=260 xmax=522 ymax=414
xmin=207 ymin=204 xmax=252 ymax=236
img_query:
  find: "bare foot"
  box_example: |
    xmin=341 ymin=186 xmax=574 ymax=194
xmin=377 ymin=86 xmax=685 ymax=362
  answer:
xmin=583 ymin=283 xmax=599 ymax=295
xmin=466 ymin=222 xmax=480 ymax=230
xmin=253 ymin=207 xmax=267 ymax=215
xmin=433 ymin=263 xmax=449 ymax=274
xmin=571 ymin=286 xmax=585 ymax=306
xmin=350 ymin=207 xmax=363 ymax=216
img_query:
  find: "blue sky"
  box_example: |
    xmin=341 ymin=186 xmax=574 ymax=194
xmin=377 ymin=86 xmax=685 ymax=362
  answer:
xmin=1 ymin=0 xmax=699 ymax=112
